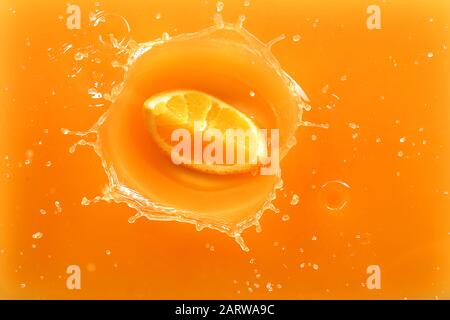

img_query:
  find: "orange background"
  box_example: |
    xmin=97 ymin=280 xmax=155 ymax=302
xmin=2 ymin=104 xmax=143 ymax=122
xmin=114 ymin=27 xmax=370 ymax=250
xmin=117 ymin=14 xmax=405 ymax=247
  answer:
xmin=0 ymin=0 xmax=449 ymax=299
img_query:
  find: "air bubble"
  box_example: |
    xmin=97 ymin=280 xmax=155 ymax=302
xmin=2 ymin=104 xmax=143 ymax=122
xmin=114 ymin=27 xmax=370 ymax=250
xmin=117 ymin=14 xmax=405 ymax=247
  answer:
xmin=54 ymin=201 xmax=63 ymax=213
xmin=319 ymin=180 xmax=351 ymax=211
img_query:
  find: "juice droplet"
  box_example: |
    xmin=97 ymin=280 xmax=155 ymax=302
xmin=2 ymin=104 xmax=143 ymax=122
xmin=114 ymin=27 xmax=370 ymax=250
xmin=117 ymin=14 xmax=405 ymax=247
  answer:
xmin=320 ymin=180 xmax=351 ymax=211
xmin=216 ymin=1 xmax=224 ymax=13
xmin=290 ymin=193 xmax=300 ymax=205
xmin=32 ymin=232 xmax=43 ymax=239
xmin=54 ymin=201 xmax=63 ymax=213
xmin=236 ymin=14 xmax=246 ymax=28
xmin=74 ymin=52 xmax=87 ymax=61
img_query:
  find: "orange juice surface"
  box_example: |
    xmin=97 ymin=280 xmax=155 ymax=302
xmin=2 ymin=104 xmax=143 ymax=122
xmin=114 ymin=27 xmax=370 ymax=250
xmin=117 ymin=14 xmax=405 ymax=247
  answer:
xmin=0 ymin=0 xmax=449 ymax=299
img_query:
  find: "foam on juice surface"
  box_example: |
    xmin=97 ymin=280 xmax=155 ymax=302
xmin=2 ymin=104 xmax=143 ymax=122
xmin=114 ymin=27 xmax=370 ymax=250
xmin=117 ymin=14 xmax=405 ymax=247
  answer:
xmin=62 ymin=10 xmax=311 ymax=251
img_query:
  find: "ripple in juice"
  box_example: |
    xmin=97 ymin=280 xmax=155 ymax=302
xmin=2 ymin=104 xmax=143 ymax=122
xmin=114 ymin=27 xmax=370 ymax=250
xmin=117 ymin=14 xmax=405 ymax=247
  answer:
xmin=67 ymin=12 xmax=310 ymax=250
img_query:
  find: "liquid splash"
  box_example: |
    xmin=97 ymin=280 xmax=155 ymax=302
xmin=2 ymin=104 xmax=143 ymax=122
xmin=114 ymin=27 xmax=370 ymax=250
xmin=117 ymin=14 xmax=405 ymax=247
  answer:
xmin=62 ymin=10 xmax=313 ymax=251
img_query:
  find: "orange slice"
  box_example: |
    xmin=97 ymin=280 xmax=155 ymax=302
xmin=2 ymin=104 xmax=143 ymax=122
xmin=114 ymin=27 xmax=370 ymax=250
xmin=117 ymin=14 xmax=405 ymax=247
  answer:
xmin=143 ymin=90 xmax=265 ymax=175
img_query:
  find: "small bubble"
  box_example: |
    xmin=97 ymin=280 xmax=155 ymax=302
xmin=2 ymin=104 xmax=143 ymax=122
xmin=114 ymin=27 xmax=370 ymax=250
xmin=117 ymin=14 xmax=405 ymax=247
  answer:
xmin=39 ymin=209 xmax=47 ymax=215
xmin=400 ymin=137 xmax=406 ymax=143
xmin=282 ymin=214 xmax=290 ymax=221
xmin=105 ymin=250 xmax=111 ymax=256
xmin=311 ymin=235 xmax=317 ymax=241
xmin=320 ymin=180 xmax=351 ymax=211
xmin=311 ymin=134 xmax=317 ymax=141
xmin=243 ymin=0 xmax=251 ymax=7
xmin=155 ymin=12 xmax=161 ymax=20
xmin=397 ymin=151 xmax=404 ymax=158
xmin=45 ymin=161 xmax=52 ymax=167
xmin=19 ymin=283 xmax=26 ymax=289
xmin=427 ymin=52 xmax=434 ymax=58
xmin=249 ymin=90 xmax=255 ymax=97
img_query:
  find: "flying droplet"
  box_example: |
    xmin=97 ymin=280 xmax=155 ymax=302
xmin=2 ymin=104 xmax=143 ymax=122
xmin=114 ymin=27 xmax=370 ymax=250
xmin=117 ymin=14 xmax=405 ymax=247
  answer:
xmin=216 ymin=1 xmax=224 ymax=13
xmin=32 ymin=232 xmax=43 ymax=239
xmin=290 ymin=194 xmax=300 ymax=206
xmin=54 ymin=201 xmax=62 ymax=213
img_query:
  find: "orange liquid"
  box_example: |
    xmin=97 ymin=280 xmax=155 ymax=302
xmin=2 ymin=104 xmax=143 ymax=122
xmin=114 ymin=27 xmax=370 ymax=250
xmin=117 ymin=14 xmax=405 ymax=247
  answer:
xmin=0 ymin=0 xmax=449 ymax=299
